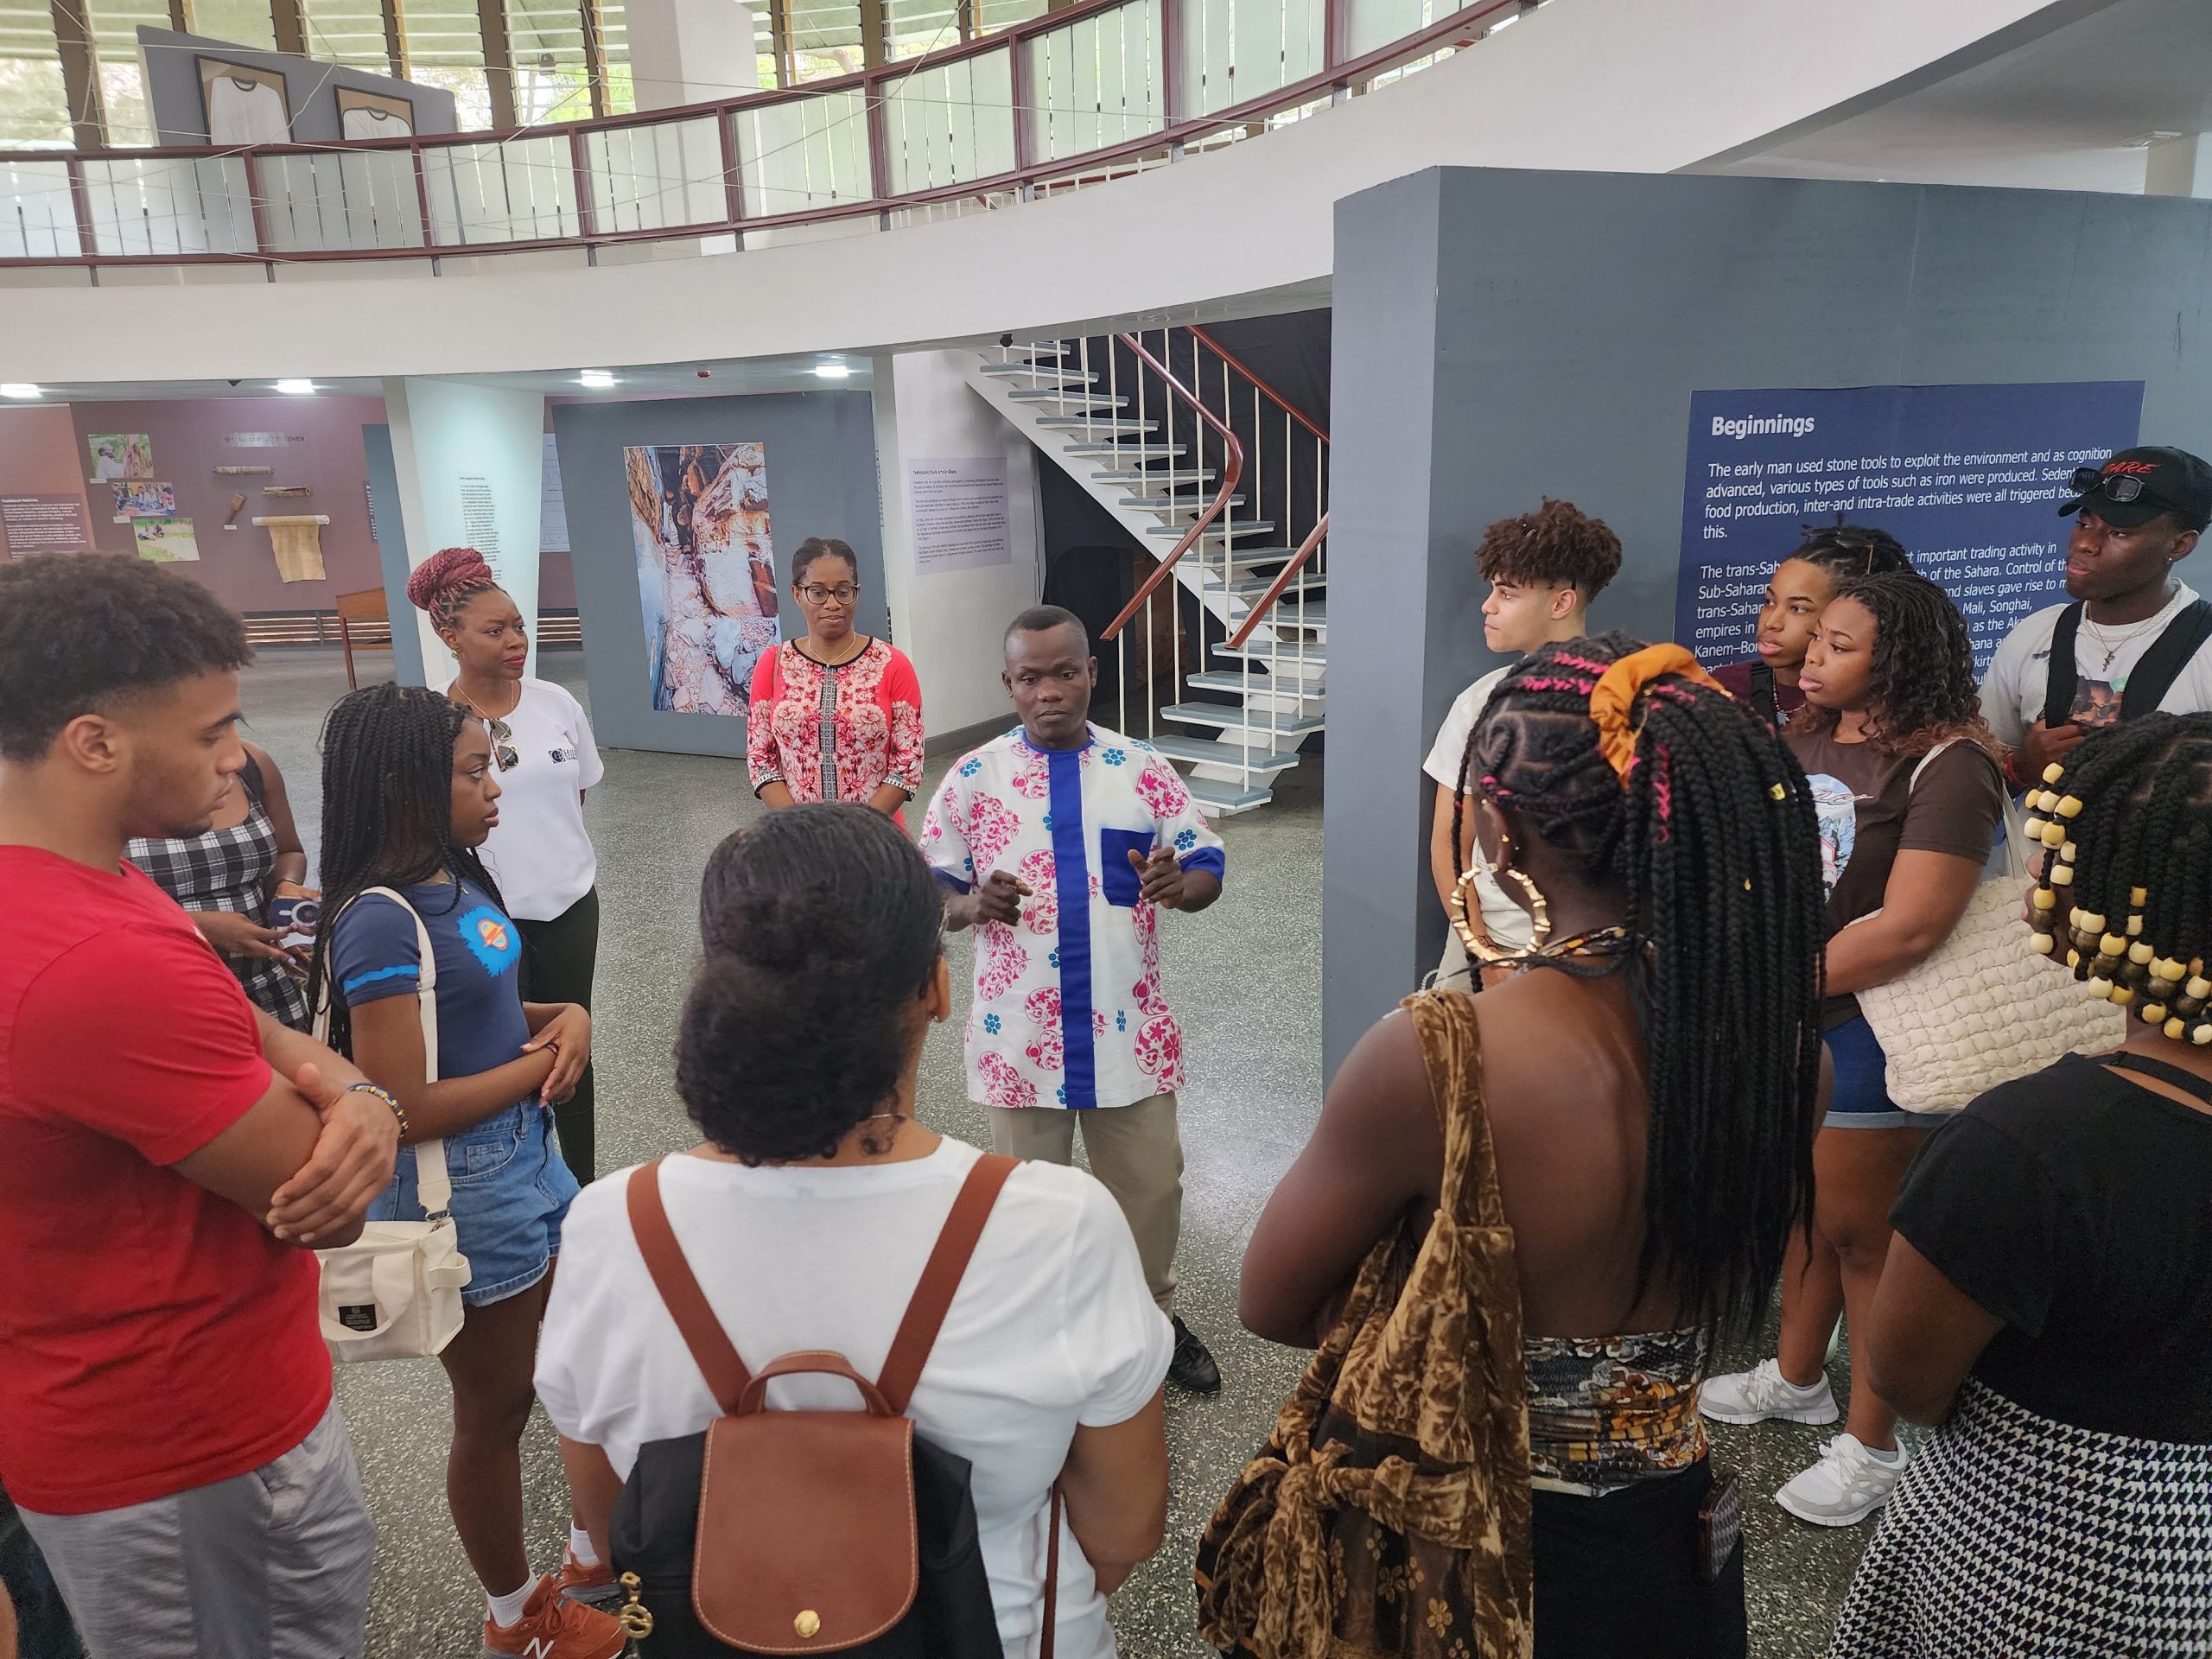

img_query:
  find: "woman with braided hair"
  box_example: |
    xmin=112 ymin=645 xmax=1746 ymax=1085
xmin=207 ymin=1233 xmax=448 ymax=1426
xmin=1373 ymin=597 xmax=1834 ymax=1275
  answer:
xmin=1211 ymin=635 xmax=1824 ymax=1658
xmin=408 ymin=546 xmax=607 ymax=1181
xmin=308 ymin=684 xmax=621 ymax=1659
xmin=1704 ymin=568 xmax=2005 ymax=1528
xmin=1830 ymin=713 xmax=2212 ymax=1657
xmin=1710 ymin=522 xmax=1913 ymax=728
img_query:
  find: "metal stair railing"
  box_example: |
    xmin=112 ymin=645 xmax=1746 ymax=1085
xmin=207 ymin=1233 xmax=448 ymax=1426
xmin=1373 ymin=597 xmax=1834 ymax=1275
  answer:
xmin=1098 ymin=330 xmax=1246 ymax=747
xmin=1098 ymin=325 xmax=1327 ymax=803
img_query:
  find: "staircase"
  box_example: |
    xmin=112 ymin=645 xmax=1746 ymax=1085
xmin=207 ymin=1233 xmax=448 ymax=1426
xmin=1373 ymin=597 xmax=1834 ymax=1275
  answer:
xmin=964 ymin=328 xmax=1329 ymax=816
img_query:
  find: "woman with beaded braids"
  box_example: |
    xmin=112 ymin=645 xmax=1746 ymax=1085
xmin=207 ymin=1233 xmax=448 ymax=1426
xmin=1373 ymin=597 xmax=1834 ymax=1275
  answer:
xmin=1214 ymin=636 xmax=1824 ymax=1658
xmin=1702 ymin=569 xmax=2005 ymax=1529
xmin=1830 ymin=713 xmax=2212 ymax=1658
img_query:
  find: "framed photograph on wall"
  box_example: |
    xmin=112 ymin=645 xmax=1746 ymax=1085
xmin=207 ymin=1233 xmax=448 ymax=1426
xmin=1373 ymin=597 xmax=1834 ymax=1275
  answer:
xmin=198 ymin=59 xmax=291 ymax=146
xmin=626 ymin=443 xmax=779 ymax=716
xmin=336 ymin=86 xmax=415 ymax=141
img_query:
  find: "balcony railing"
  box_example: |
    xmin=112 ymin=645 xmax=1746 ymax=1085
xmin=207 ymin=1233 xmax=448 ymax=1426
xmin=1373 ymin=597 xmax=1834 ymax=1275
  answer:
xmin=0 ymin=0 xmax=1532 ymax=268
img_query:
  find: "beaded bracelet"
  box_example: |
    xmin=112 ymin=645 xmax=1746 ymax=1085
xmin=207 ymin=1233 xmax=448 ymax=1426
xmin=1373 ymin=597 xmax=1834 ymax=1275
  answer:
xmin=345 ymin=1080 xmax=409 ymax=1138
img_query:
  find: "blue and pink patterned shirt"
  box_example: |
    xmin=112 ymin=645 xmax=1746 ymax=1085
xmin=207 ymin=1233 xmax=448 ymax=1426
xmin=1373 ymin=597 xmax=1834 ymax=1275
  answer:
xmin=921 ymin=725 xmax=1225 ymax=1112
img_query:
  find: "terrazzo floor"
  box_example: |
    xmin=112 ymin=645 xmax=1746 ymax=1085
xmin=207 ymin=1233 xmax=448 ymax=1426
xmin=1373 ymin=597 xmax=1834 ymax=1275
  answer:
xmin=238 ymin=646 xmax=1872 ymax=1659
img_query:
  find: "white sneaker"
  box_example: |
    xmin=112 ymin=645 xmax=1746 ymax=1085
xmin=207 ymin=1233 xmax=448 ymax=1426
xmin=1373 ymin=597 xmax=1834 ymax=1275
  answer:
xmin=1698 ymin=1358 xmax=1840 ymax=1426
xmin=1776 ymin=1433 xmax=1907 ymax=1527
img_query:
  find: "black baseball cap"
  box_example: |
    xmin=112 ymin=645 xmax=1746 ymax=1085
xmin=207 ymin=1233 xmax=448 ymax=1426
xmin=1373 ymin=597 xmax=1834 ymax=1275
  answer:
xmin=2059 ymin=445 xmax=2212 ymax=531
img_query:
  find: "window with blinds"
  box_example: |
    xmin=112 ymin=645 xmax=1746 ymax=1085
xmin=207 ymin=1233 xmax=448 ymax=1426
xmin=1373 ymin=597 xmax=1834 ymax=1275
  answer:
xmin=298 ymin=0 xmax=392 ymax=70
xmin=0 ymin=0 xmax=73 ymax=145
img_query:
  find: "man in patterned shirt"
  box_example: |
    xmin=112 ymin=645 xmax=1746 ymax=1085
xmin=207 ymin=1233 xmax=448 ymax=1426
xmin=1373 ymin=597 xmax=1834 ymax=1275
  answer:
xmin=923 ymin=606 xmax=1228 ymax=1393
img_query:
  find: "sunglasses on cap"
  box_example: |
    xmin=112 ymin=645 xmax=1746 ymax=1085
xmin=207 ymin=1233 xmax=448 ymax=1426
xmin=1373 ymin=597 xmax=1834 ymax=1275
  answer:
xmin=2068 ymin=466 xmax=2174 ymax=510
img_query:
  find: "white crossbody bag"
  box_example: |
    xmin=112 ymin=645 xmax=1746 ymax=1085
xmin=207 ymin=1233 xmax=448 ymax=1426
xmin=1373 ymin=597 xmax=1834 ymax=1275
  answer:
xmin=313 ymin=886 xmax=472 ymax=1362
xmin=1851 ymin=743 xmax=2125 ymax=1115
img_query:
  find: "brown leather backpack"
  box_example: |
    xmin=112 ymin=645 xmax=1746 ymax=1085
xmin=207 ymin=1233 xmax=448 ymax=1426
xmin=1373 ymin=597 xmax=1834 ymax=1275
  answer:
xmin=614 ymin=1152 xmax=1059 ymax=1657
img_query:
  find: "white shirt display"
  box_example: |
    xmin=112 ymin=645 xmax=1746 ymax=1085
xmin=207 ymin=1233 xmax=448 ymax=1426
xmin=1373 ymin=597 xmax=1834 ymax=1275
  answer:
xmin=206 ymin=76 xmax=290 ymax=146
xmin=340 ymin=106 xmax=411 ymax=141
xmin=1421 ymin=664 xmax=1533 ymax=952
xmin=1978 ymin=582 xmax=2212 ymax=748
xmin=536 ymin=1139 xmax=1173 ymax=1659
xmin=463 ymin=677 xmax=604 ymax=920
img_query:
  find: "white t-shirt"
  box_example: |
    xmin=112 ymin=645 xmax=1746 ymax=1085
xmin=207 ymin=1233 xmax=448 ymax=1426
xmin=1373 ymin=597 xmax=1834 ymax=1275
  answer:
xmin=1979 ymin=582 xmax=2212 ymax=749
xmin=206 ymin=76 xmax=289 ymax=146
xmin=1421 ymin=664 xmax=1532 ymax=952
xmin=465 ymin=677 xmax=603 ymax=920
xmin=535 ymin=1139 xmax=1173 ymax=1659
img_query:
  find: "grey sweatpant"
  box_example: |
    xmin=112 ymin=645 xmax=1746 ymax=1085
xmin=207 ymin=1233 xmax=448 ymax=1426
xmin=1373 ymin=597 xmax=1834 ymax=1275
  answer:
xmin=20 ymin=1401 xmax=375 ymax=1659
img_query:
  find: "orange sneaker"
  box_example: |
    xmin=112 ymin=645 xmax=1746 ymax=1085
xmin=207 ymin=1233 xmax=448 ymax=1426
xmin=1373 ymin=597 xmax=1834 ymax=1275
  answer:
xmin=557 ymin=1548 xmax=619 ymax=1606
xmin=480 ymin=1574 xmax=626 ymax=1659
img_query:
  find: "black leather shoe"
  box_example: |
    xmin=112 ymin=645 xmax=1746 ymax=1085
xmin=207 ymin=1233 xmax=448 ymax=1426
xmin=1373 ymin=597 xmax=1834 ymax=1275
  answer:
xmin=1167 ymin=1315 xmax=1223 ymax=1394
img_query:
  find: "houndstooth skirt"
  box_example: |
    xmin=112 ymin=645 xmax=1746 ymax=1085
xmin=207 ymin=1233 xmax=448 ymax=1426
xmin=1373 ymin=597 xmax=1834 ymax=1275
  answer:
xmin=1832 ymin=1380 xmax=2212 ymax=1658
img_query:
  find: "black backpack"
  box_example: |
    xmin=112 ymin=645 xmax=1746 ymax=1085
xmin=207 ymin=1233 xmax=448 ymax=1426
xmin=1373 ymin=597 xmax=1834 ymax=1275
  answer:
xmin=2041 ymin=597 xmax=2212 ymax=727
xmin=609 ymin=1154 xmax=1052 ymax=1657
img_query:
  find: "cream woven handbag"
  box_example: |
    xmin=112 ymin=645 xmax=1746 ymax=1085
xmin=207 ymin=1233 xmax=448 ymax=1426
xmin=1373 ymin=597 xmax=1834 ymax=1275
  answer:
xmin=313 ymin=887 xmax=471 ymax=1362
xmin=1851 ymin=745 xmax=2125 ymax=1116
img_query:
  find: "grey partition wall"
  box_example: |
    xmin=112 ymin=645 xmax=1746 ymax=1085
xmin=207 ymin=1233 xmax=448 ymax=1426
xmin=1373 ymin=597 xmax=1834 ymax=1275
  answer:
xmin=1325 ymin=165 xmax=2212 ymax=1078
xmin=552 ymin=390 xmax=886 ymax=758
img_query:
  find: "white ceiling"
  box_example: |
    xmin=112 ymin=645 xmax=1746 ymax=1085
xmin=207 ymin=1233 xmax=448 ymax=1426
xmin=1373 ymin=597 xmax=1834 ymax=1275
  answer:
xmin=15 ymin=354 xmax=873 ymax=404
xmin=1715 ymin=0 xmax=2212 ymax=193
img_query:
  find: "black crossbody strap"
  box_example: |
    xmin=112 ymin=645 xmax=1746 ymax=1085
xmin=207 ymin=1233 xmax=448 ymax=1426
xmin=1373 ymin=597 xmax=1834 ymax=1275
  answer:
xmin=2120 ymin=598 xmax=2212 ymax=720
xmin=2041 ymin=604 xmax=2084 ymax=729
xmin=2107 ymin=1051 xmax=2212 ymax=1104
xmin=1747 ymin=663 xmax=1778 ymax=729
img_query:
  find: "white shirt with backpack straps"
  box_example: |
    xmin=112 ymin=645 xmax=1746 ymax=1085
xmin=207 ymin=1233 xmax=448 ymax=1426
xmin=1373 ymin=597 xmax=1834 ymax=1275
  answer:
xmin=1979 ymin=582 xmax=2212 ymax=748
xmin=536 ymin=1138 xmax=1172 ymax=1659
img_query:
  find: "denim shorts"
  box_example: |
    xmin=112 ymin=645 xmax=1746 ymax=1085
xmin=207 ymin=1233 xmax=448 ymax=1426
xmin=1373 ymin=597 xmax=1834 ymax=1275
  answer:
xmin=1822 ymin=1015 xmax=1919 ymax=1129
xmin=368 ymin=1099 xmax=580 ymax=1305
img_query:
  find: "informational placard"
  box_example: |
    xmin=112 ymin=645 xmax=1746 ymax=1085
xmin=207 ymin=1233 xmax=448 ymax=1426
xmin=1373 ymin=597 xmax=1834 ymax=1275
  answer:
xmin=458 ymin=475 xmax=499 ymax=561
xmin=1677 ymin=381 xmax=2143 ymax=671
xmin=910 ymin=457 xmax=1013 ymax=573
xmin=225 ymin=432 xmax=308 ymax=448
xmin=1 ymin=493 xmax=92 ymax=554
xmin=540 ymin=433 xmax=570 ymax=554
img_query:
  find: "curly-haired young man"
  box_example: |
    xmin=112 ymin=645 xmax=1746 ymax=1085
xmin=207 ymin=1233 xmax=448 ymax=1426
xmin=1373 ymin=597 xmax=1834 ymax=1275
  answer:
xmin=1422 ymin=499 xmax=1624 ymax=988
xmin=0 ymin=556 xmax=397 ymax=1658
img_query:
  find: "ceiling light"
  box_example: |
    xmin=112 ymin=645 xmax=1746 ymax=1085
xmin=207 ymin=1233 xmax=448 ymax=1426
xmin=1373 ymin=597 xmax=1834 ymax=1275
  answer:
xmin=0 ymin=383 xmax=41 ymax=399
xmin=814 ymin=362 xmax=853 ymax=379
xmin=275 ymin=378 xmax=315 ymax=395
xmin=578 ymin=370 xmax=617 ymax=389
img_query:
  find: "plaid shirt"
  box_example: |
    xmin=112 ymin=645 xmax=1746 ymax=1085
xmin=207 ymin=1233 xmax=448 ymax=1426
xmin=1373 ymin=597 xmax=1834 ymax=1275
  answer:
xmin=125 ymin=757 xmax=310 ymax=1029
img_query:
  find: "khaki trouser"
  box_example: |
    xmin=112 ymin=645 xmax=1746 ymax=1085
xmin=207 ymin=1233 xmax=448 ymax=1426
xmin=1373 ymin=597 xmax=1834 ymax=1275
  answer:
xmin=990 ymin=1091 xmax=1182 ymax=1314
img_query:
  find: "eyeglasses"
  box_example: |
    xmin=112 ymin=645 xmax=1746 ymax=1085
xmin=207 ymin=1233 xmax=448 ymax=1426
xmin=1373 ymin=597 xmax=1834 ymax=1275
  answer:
xmin=2069 ymin=466 xmax=2167 ymax=508
xmin=486 ymin=715 xmax=518 ymax=772
xmin=798 ymin=583 xmax=859 ymax=606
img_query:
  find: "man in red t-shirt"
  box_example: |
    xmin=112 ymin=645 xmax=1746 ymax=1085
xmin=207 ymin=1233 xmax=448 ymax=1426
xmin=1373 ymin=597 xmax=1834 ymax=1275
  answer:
xmin=0 ymin=556 xmax=400 ymax=1658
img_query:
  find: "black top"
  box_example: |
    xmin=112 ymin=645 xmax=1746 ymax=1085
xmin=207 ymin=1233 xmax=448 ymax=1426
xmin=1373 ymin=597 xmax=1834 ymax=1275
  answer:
xmin=1891 ymin=1051 xmax=2212 ymax=1442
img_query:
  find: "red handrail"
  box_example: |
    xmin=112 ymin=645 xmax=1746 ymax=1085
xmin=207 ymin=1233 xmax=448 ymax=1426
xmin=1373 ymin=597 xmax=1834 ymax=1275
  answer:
xmin=1187 ymin=325 xmax=1330 ymax=442
xmin=1101 ymin=332 xmax=1245 ymax=643
xmin=1225 ymin=511 xmax=1325 ymax=650
xmin=0 ymin=0 xmax=1526 ymax=267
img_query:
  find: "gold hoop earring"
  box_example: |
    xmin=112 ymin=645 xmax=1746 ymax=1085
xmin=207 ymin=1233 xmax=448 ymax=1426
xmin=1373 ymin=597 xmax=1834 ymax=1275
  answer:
xmin=1448 ymin=829 xmax=1552 ymax=960
xmin=1497 ymin=866 xmax=1552 ymax=950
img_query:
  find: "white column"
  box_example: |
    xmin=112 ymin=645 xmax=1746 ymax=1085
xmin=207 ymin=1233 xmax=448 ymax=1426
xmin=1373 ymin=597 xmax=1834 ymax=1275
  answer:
xmin=381 ymin=377 xmax=549 ymax=685
xmin=625 ymin=0 xmax=760 ymax=109
xmin=2145 ymin=134 xmax=2212 ymax=200
xmin=872 ymin=349 xmax=1046 ymax=738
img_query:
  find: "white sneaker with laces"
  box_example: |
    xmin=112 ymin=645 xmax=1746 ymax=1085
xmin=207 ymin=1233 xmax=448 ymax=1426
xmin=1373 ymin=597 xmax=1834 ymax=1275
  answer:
xmin=1775 ymin=1433 xmax=1907 ymax=1527
xmin=1698 ymin=1357 xmax=1840 ymax=1426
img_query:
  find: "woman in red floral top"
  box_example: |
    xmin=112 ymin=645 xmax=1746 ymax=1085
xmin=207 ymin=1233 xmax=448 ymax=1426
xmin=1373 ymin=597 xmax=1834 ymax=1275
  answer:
xmin=748 ymin=537 xmax=925 ymax=823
